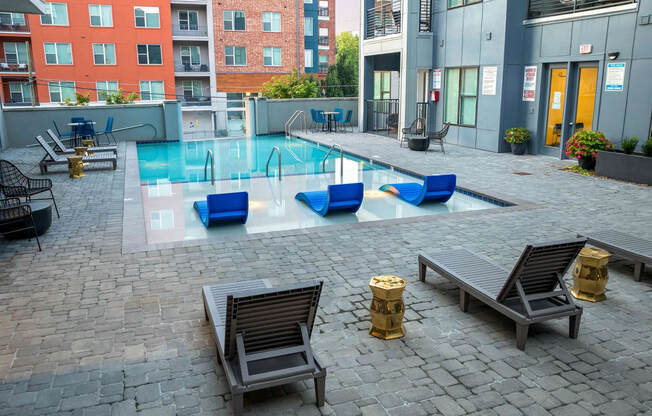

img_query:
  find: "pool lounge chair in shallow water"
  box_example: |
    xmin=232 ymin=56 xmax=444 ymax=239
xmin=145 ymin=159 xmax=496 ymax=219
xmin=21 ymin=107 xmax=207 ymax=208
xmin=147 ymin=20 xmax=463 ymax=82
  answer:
xmin=379 ymin=174 xmax=456 ymax=206
xmin=193 ymin=192 xmax=248 ymax=227
xmin=202 ymin=280 xmax=326 ymax=415
xmin=418 ymin=238 xmax=586 ymax=350
xmin=295 ymin=182 xmax=364 ymax=216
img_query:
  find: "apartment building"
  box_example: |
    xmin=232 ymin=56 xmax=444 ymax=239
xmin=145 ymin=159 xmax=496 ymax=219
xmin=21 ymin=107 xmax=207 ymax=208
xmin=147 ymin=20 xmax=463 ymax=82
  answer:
xmin=360 ymin=0 xmax=652 ymax=156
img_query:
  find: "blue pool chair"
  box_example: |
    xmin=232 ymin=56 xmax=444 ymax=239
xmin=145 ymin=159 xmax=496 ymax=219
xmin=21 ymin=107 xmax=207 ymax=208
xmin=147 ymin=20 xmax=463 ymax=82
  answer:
xmin=379 ymin=174 xmax=456 ymax=206
xmin=193 ymin=192 xmax=249 ymax=227
xmin=295 ymin=182 xmax=364 ymax=216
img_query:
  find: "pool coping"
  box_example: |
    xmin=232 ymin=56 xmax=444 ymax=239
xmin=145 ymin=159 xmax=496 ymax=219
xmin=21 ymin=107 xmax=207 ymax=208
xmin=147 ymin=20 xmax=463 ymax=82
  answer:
xmin=122 ymin=137 xmax=538 ymax=254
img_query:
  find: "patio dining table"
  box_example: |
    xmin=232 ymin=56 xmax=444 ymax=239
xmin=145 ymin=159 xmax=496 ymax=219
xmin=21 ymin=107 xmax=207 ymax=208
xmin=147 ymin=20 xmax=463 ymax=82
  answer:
xmin=322 ymin=111 xmax=339 ymax=133
xmin=68 ymin=121 xmax=96 ymax=147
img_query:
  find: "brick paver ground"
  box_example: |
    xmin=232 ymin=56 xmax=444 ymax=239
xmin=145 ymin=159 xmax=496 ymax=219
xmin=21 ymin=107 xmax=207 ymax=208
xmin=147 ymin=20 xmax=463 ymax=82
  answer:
xmin=0 ymin=131 xmax=650 ymax=416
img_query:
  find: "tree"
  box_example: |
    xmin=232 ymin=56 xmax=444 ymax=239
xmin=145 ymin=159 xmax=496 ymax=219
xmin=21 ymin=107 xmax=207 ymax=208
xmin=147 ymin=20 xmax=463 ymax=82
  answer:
xmin=325 ymin=32 xmax=359 ymax=97
xmin=260 ymin=70 xmax=320 ymax=99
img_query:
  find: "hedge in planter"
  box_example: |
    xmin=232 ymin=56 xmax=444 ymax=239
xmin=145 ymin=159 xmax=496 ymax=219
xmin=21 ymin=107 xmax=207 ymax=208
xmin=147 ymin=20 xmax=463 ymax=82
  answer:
xmin=505 ymin=127 xmax=530 ymax=155
xmin=565 ymin=130 xmax=612 ymax=170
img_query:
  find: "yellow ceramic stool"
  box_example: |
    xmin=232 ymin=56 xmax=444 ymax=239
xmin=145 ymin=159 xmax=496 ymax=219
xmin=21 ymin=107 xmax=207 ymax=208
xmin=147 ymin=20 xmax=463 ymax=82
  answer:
xmin=67 ymin=155 xmax=85 ymax=178
xmin=571 ymin=247 xmax=611 ymax=302
xmin=369 ymin=275 xmax=406 ymax=340
xmin=82 ymin=139 xmax=95 ymax=156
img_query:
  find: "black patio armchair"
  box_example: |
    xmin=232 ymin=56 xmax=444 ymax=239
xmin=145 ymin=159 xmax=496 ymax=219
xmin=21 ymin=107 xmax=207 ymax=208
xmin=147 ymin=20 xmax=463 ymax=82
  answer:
xmin=400 ymin=118 xmax=426 ymax=147
xmin=0 ymin=160 xmax=59 ymax=218
xmin=0 ymin=197 xmax=40 ymax=251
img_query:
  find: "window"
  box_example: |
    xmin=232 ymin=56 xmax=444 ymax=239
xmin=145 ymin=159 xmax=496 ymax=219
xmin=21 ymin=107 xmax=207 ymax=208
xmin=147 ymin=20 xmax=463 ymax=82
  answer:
xmin=134 ymin=6 xmax=159 ymax=28
xmin=262 ymin=12 xmax=281 ymax=32
xmin=96 ymin=81 xmax=118 ymax=100
xmin=92 ymin=43 xmax=115 ymax=65
xmin=48 ymin=81 xmax=75 ymax=102
xmin=178 ymin=10 xmax=198 ymax=30
xmin=183 ymin=80 xmax=203 ymax=99
xmin=304 ymin=0 xmax=312 ymax=3
xmin=263 ymin=47 xmax=281 ymax=66
xmin=3 ymin=42 xmax=28 ymax=64
xmin=88 ymin=4 xmax=112 ymax=27
xmin=444 ymin=67 xmax=478 ymax=126
xmin=223 ymin=11 xmax=245 ymax=31
xmin=318 ymin=54 xmax=328 ymax=72
xmin=319 ymin=27 xmax=329 ymax=45
xmin=304 ymin=17 xmax=313 ymax=36
xmin=44 ymin=43 xmax=72 ymax=65
xmin=304 ymin=49 xmax=313 ymax=68
xmin=319 ymin=1 xmax=329 ymax=17
xmin=0 ymin=13 xmax=26 ymax=26
xmin=9 ymin=81 xmax=30 ymax=103
xmin=448 ymin=0 xmax=481 ymax=8
xmin=180 ymin=46 xmax=201 ymax=66
xmin=137 ymin=44 xmax=162 ymax=65
xmin=139 ymin=81 xmax=165 ymax=100
xmin=41 ymin=2 xmax=68 ymax=25
xmin=225 ymin=46 xmax=246 ymax=66
xmin=374 ymin=72 xmax=391 ymax=99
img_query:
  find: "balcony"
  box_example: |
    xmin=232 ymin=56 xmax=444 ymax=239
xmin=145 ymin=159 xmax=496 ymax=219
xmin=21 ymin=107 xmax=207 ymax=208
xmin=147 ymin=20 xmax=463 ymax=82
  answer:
xmin=318 ymin=36 xmax=329 ymax=46
xmin=0 ymin=60 xmax=29 ymax=73
xmin=174 ymin=63 xmax=210 ymax=74
xmin=318 ymin=8 xmax=329 ymax=19
xmin=176 ymin=87 xmax=212 ymax=107
xmin=172 ymin=24 xmax=209 ymax=38
xmin=0 ymin=18 xmax=30 ymax=34
xmin=527 ymin=0 xmax=636 ymax=19
xmin=365 ymin=0 xmax=401 ymax=39
xmin=318 ymin=65 xmax=328 ymax=74
xmin=419 ymin=0 xmax=432 ymax=32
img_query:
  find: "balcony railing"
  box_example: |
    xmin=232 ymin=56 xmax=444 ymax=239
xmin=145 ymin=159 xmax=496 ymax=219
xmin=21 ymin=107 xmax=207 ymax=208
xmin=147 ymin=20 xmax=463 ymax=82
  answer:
xmin=527 ymin=0 xmax=636 ymax=19
xmin=171 ymin=24 xmax=208 ymax=37
xmin=318 ymin=36 xmax=329 ymax=46
xmin=318 ymin=8 xmax=329 ymax=17
xmin=365 ymin=0 xmax=401 ymax=39
xmin=366 ymin=99 xmax=400 ymax=137
xmin=419 ymin=0 xmax=432 ymax=32
xmin=176 ymin=87 xmax=212 ymax=106
xmin=0 ymin=22 xmax=30 ymax=33
xmin=174 ymin=63 xmax=210 ymax=73
xmin=0 ymin=61 xmax=29 ymax=73
xmin=318 ymin=65 xmax=328 ymax=74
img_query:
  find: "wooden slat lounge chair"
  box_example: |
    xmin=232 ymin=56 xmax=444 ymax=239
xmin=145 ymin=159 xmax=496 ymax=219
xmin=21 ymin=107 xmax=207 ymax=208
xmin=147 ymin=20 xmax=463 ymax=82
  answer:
xmin=202 ymin=280 xmax=326 ymax=415
xmin=418 ymin=238 xmax=586 ymax=350
xmin=578 ymin=230 xmax=651 ymax=282
xmin=46 ymin=129 xmax=117 ymax=155
xmin=35 ymin=135 xmax=117 ymax=174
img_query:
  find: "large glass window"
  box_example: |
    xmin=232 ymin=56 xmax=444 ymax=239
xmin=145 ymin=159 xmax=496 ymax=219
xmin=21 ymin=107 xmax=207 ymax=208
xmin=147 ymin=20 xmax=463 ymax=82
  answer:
xmin=89 ymin=4 xmax=112 ymax=27
xmin=9 ymin=81 xmax=31 ymax=103
xmin=304 ymin=17 xmax=313 ymax=36
xmin=262 ymin=12 xmax=281 ymax=32
xmin=134 ymin=7 xmax=159 ymax=28
xmin=48 ymin=81 xmax=75 ymax=102
xmin=44 ymin=43 xmax=72 ymax=65
xmin=223 ymin=11 xmax=245 ymax=31
xmin=139 ymin=81 xmax=165 ymax=100
xmin=137 ymin=44 xmax=162 ymax=64
xmin=373 ymin=71 xmax=391 ymax=99
xmin=443 ymin=67 xmax=478 ymax=126
xmin=96 ymin=81 xmax=118 ymax=100
xmin=0 ymin=13 xmax=26 ymax=26
xmin=263 ymin=47 xmax=281 ymax=66
xmin=182 ymin=80 xmax=203 ymax=99
xmin=41 ymin=3 xmax=68 ymax=25
xmin=225 ymin=46 xmax=246 ymax=66
xmin=448 ymin=0 xmax=481 ymax=8
xmin=304 ymin=49 xmax=313 ymax=68
xmin=3 ymin=42 xmax=28 ymax=64
xmin=92 ymin=43 xmax=115 ymax=65
xmin=178 ymin=10 xmax=198 ymax=30
xmin=180 ymin=45 xmax=200 ymax=66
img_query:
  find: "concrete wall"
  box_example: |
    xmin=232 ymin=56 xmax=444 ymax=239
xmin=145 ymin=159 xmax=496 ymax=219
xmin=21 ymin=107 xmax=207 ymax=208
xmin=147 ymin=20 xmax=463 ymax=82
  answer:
xmin=1 ymin=101 xmax=182 ymax=148
xmin=253 ymin=97 xmax=359 ymax=135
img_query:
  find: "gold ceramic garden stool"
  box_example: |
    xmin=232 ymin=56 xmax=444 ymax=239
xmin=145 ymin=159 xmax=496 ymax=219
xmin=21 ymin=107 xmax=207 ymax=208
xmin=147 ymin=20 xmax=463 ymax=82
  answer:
xmin=74 ymin=146 xmax=88 ymax=156
xmin=571 ymin=247 xmax=611 ymax=302
xmin=369 ymin=275 xmax=406 ymax=340
xmin=82 ymin=139 xmax=95 ymax=156
xmin=67 ymin=155 xmax=85 ymax=178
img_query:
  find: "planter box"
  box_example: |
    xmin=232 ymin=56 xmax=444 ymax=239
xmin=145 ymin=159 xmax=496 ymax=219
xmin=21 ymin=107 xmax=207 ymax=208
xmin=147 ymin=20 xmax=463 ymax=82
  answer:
xmin=595 ymin=151 xmax=652 ymax=185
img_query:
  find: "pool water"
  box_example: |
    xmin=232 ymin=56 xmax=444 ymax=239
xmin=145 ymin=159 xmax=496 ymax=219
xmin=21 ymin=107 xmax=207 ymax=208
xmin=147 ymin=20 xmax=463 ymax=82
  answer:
xmin=136 ymin=135 xmax=503 ymax=246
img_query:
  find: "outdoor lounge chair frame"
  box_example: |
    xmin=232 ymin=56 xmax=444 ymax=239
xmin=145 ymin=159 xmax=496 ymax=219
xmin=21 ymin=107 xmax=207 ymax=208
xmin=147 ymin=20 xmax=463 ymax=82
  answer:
xmin=418 ymin=238 xmax=586 ymax=350
xmin=0 ymin=160 xmax=59 ymax=218
xmin=577 ymin=230 xmax=651 ymax=282
xmin=47 ymin=129 xmax=117 ymax=156
xmin=35 ymin=135 xmax=117 ymax=174
xmin=202 ymin=279 xmax=326 ymax=415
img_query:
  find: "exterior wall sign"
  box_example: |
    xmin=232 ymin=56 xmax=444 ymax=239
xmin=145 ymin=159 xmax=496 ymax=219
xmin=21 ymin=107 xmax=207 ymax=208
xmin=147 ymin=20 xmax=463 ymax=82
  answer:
xmin=605 ymin=62 xmax=626 ymax=91
xmin=482 ymin=66 xmax=498 ymax=95
xmin=522 ymin=66 xmax=537 ymax=102
xmin=579 ymin=44 xmax=592 ymax=54
xmin=432 ymin=69 xmax=442 ymax=90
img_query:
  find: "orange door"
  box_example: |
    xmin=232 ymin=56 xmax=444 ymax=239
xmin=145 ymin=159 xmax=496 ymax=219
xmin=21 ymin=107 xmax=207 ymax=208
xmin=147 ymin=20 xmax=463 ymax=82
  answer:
xmin=545 ymin=68 xmax=567 ymax=147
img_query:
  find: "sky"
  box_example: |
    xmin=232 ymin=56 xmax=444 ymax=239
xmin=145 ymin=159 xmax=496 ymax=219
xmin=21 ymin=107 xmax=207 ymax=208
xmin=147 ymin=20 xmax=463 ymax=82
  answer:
xmin=336 ymin=0 xmax=360 ymax=35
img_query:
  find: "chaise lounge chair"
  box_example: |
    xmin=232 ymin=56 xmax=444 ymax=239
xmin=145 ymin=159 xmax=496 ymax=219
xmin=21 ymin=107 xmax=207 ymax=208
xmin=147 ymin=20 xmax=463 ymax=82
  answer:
xmin=35 ymin=135 xmax=117 ymax=174
xmin=577 ymin=230 xmax=651 ymax=282
xmin=380 ymin=174 xmax=456 ymax=206
xmin=47 ymin=129 xmax=117 ymax=155
xmin=193 ymin=192 xmax=248 ymax=227
xmin=295 ymin=182 xmax=364 ymax=216
xmin=418 ymin=238 xmax=586 ymax=350
xmin=202 ymin=280 xmax=326 ymax=415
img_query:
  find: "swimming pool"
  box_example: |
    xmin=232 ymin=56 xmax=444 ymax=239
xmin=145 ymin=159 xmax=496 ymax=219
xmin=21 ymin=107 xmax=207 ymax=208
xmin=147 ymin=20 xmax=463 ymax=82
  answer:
xmin=135 ymin=135 xmax=505 ymax=246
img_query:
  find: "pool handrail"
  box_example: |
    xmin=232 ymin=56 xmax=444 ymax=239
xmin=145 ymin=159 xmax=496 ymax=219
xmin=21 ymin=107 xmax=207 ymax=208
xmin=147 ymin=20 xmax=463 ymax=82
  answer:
xmin=266 ymin=146 xmax=282 ymax=181
xmin=285 ymin=110 xmax=307 ymax=138
xmin=204 ymin=150 xmax=215 ymax=185
xmin=321 ymin=144 xmax=344 ymax=181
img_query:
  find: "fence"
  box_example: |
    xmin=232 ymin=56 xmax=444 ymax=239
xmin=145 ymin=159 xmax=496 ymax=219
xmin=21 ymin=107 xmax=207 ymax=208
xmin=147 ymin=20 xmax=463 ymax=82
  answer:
xmin=527 ymin=0 xmax=635 ymax=19
xmin=365 ymin=99 xmax=399 ymax=137
xmin=365 ymin=0 xmax=401 ymax=39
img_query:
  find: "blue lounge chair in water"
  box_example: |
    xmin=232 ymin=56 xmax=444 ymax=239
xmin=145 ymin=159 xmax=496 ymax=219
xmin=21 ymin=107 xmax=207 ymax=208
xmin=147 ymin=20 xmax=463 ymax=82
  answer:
xmin=379 ymin=174 xmax=456 ymax=206
xmin=295 ymin=183 xmax=364 ymax=216
xmin=193 ymin=192 xmax=249 ymax=227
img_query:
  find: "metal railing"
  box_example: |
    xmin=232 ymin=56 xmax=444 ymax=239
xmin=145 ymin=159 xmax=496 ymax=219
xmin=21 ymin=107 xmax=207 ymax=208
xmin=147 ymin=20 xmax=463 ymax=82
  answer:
xmin=0 ymin=61 xmax=29 ymax=73
xmin=266 ymin=146 xmax=282 ymax=180
xmin=0 ymin=22 xmax=29 ymax=33
xmin=176 ymin=87 xmax=212 ymax=106
xmin=318 ymin=36 xmax=329 ymax=46
xmin=365 ymin=99 xmax=400 ymax=137
xmin=174 ymin=63 xmax=210 ymax=73
xmin=204 ymin=150 xmax=214 ymax=185
xmin=527 ymin=0 xmax=635 ymax=19
xmin=321 ymin=144 xmax=344 ymax=179
xmin=416 ymin=102 xmax=429 ymax=122
xmin=171 ymin=24 xmax=209 ymax=37
xmin=285 ymin=110 xmax=307 ymax=138
xmin=318 ymin=8 xmax=329 ymax=17
xmin=365 ymin=0 xmax=401 ymax=39
xmin=419 ymin=0 xmax=432 ymax=32
xmin=318 ymin=65 xmax=329 ymax=74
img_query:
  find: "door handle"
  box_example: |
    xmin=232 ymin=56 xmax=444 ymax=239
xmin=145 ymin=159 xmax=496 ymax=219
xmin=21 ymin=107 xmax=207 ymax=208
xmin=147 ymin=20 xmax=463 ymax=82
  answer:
xmin=568 ymin=122 xmax=575 ymax=126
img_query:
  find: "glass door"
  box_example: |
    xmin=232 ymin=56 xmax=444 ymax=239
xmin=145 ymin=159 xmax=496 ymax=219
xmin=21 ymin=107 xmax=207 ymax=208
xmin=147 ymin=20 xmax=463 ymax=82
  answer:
xmin=572 ymin=64 xmax=598 ymax=135
xmin=544 ymin=67 xmax=567 ymax=151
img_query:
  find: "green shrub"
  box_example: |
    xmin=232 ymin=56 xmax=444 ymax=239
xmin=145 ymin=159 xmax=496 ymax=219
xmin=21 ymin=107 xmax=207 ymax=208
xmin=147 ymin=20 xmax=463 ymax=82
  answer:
xmin=621 ymin=136 xmax=639 ymax=154
xmin=642 ymin=137 xmax=652 ymax=157
xmin=101 ymin=88 xmax=139 ymax=105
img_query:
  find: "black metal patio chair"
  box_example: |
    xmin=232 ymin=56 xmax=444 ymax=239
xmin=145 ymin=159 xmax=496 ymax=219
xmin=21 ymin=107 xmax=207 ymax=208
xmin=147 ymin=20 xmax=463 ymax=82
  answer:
xmin=0 ymin=196 xmax=41 ymax=251
xmin=0 ymin=160 xmax=60 ymax=218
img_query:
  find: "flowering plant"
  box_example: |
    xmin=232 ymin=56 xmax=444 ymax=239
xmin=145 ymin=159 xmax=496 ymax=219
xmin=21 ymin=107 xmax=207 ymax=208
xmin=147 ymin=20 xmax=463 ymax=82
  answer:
xmin=565 ymin=130 xmax=612 ymax=160
xmin=504 ymin=127 xmax=530 ymax=144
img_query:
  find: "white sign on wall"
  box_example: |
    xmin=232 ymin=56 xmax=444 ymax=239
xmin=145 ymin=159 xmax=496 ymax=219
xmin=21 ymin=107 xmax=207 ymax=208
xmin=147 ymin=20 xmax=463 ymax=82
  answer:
xmin=481 ymin=66 xmax=498 ymax=96
xmin=522 ymin=66 xmax=537 ymax=102
xmin=605 ymin=62 xmax=626 ymax=91
xmin=432 ymin=69 xmax=442 ymax=90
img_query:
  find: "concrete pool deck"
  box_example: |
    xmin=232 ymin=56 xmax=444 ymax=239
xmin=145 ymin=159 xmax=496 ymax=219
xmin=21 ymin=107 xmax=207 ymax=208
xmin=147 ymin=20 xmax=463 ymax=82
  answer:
xmin=0 ymin=133 xmax=651 ymax=415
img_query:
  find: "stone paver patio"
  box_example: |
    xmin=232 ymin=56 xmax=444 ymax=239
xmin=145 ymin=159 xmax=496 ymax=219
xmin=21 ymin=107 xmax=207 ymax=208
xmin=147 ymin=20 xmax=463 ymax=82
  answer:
xmin=0 ymin=131 xmax=651 ymax=416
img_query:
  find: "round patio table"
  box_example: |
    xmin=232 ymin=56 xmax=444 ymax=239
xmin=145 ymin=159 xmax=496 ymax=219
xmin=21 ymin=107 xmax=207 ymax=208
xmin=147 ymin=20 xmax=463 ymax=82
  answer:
xmin=0 ymin=201 xmax=52 ymax=239
xmin=407 ymin=137 xmax=430 ymax=151
xmin=68 ymin=121 xmax=96 ymax=147
xmin=322 ymin=111 xmax=339 ymax=132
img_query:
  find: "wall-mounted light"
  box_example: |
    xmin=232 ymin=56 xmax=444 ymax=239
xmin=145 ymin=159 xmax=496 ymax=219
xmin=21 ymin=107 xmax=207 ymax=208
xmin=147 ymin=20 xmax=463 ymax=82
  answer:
xmin=608 ymin=52 xmax=620 ymax=60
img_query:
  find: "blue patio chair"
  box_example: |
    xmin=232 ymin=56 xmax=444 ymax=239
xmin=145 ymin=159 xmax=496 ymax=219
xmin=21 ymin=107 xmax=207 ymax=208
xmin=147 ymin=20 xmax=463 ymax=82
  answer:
xmin=342 ymin=110 xmax=353 ymax=132
xmin=334 ymin=108 xmax=344 ymax=131
xmin=52 ymin=120 xmax=73 ymax=139
xmin=379 ymin=174 xmax=456 ymax=206
xmin=95 ymin=117 xmax=116 ymax=145
xmin=310 ymin=109 xmax=327 ymax=131
xmin=193 ymin=191 xmax=248 ymax=227
xmin=77 ymin=120 xmax=97 ymax=143
xmin=70 ymin=117 xmax=85 ymax=139
xmin=315 ymin=110 xmax=328 ymax=131
xmin=295 ymin=182 xmax=364 ymax=216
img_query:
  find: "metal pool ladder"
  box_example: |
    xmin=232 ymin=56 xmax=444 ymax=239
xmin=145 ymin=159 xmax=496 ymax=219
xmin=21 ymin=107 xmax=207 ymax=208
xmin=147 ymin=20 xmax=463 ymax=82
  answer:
xmin=266 ymin=146 xmax=282 ymax=181
xmin=204 ymin=150 xmax=214 ymax=185
xmin=285 ymin=110 xmax=307 ymax=139
xmin=321 ymin=144 xmax=344 ymax=179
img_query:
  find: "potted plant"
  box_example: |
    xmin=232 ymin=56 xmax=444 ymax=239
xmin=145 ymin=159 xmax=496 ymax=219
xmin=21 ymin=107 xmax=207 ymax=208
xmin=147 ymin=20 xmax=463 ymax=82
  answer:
xmin=564 ymin=130 xmax=612 ymax=170
xmin=621 ymin=136 xmax=639 ymax=155
xmin=595 ymin=136 xmax=652 ymax=185
xmin=504 ymin=127 xmax=530 ymax=155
